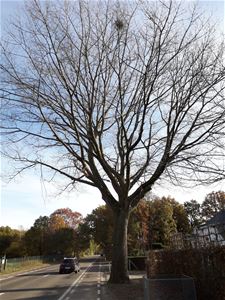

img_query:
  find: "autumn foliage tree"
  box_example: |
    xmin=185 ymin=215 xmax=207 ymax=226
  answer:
xmin=82 ymin=206 xmax=114 ymax=257
xmin=24 ymin=216 xmax=49 ymax=256
xmin=184 ymin=200 xmax=203 ymax=228
xmin=148 ymin=198 xmax=177 ymax=246
xmin=24 ymin=209 xmax=82 ymax=256
xmin=1 ymin=0 xmax=224 ymax=282
xmin=48 ymin=208 xmax=83 ymax=255
xmin=48 ymin=215 xmax=66 ymax=233
xmin=128 ymin=199 xmax=150 ymax=255
xmin=50 ymin=208 xmax=83 ymax=230
xmin=184 ymin=191 xmax=225 ymax=227
xmin=166 ymin=197 xmax=191 ymax=234
xmin=201 ymin=191 xmax=225 ymax=220
xmin=80 ymin=197 xmax=191 ymax=255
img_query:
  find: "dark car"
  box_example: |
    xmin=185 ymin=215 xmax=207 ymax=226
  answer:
xmin=59 ymin=257 xmax=80 ymax=274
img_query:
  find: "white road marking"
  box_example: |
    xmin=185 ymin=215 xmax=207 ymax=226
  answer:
xmin=43 ymin=274 xmax=49 ymax=278
xmin=0 ymin=293 xmax=5 ymax=296
xmin=57 ymin=262 xmax=94 ymax=300
xmin=97 ymin=263 xmax=102 ymax=299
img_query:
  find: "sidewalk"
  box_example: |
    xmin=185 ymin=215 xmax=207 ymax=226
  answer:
xmin=101 ymin=271 xmax=145 ymax=300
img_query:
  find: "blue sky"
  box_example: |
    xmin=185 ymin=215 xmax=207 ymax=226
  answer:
xmin=0 ymin=0 xmax=225 ymax=230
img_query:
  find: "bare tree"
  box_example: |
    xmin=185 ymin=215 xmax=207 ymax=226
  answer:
xmin=1 ymin=0 xmax=225 ymax=283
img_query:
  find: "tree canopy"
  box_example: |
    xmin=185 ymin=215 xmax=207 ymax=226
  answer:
xmin=50 ymin=208 xmax=83 ymax=229
xmin=23 ymin=209 xmax=82 ymax=256
xmin=1 ymin=0 xmax=224 ymax=207
xmin=184 ymin=200 xmax=203 ymax=228
xmin=0 ymin=226 xmax=24 ymax=256
xmin=1 ymin=0 xmax=224 ymax=283
xmin=201 ymin=191 xmax=225 ymax=220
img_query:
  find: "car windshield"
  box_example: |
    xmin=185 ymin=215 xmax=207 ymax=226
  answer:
xmin=63 ymin=259 xmax=74 ymax=264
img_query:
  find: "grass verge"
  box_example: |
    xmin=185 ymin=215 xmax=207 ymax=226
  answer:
xmin=0 ymin=261 xmax=51 ymax=275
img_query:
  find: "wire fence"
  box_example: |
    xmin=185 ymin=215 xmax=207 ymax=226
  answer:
xmin=0 ymin=255 xmax=62 ymax=272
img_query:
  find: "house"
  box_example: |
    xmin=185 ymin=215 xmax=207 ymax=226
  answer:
xmin=193 ymin=210 xmax=225 ymax=246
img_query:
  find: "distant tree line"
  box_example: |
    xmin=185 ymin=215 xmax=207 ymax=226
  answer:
xmin=1 ymin=191 xmax=224 ymax=258
xmin=0 ymin=208 xmax=83 ymax=258
xmin=80 ymin=190 xmax=225 ymax=257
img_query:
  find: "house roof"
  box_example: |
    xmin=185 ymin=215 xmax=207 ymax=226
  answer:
xmin=206 ymin=210 xmax=225 ymax=226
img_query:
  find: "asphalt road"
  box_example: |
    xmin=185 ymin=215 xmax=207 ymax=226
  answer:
xmin=0 ymin=256 xmax=109 ymax=300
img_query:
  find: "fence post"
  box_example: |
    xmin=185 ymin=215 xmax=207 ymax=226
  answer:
xmin=3 ymin=254 xmax=7 ymax=270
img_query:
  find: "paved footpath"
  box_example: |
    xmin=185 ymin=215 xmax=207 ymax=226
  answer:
xmin=100 ymin=263 xmax=145 ymax=300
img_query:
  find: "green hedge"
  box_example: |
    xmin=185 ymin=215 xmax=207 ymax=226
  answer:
xmin=146 ymin=246 xmax=225 ymax=300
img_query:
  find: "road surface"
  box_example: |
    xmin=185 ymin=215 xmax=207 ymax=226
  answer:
xmin=0 ymin=256 xmax=108 ymax=300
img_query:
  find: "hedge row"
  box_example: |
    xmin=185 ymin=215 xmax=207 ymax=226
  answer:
xmin=146 ymin=246 xmax=225 ymax=300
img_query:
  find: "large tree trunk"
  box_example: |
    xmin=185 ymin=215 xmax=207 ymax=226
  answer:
xmin=109 ymin=208 xmax=130 ymax=284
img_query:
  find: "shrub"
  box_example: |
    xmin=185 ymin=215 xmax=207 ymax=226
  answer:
xmin=146 ymin=246 xmax=225 ymax=300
